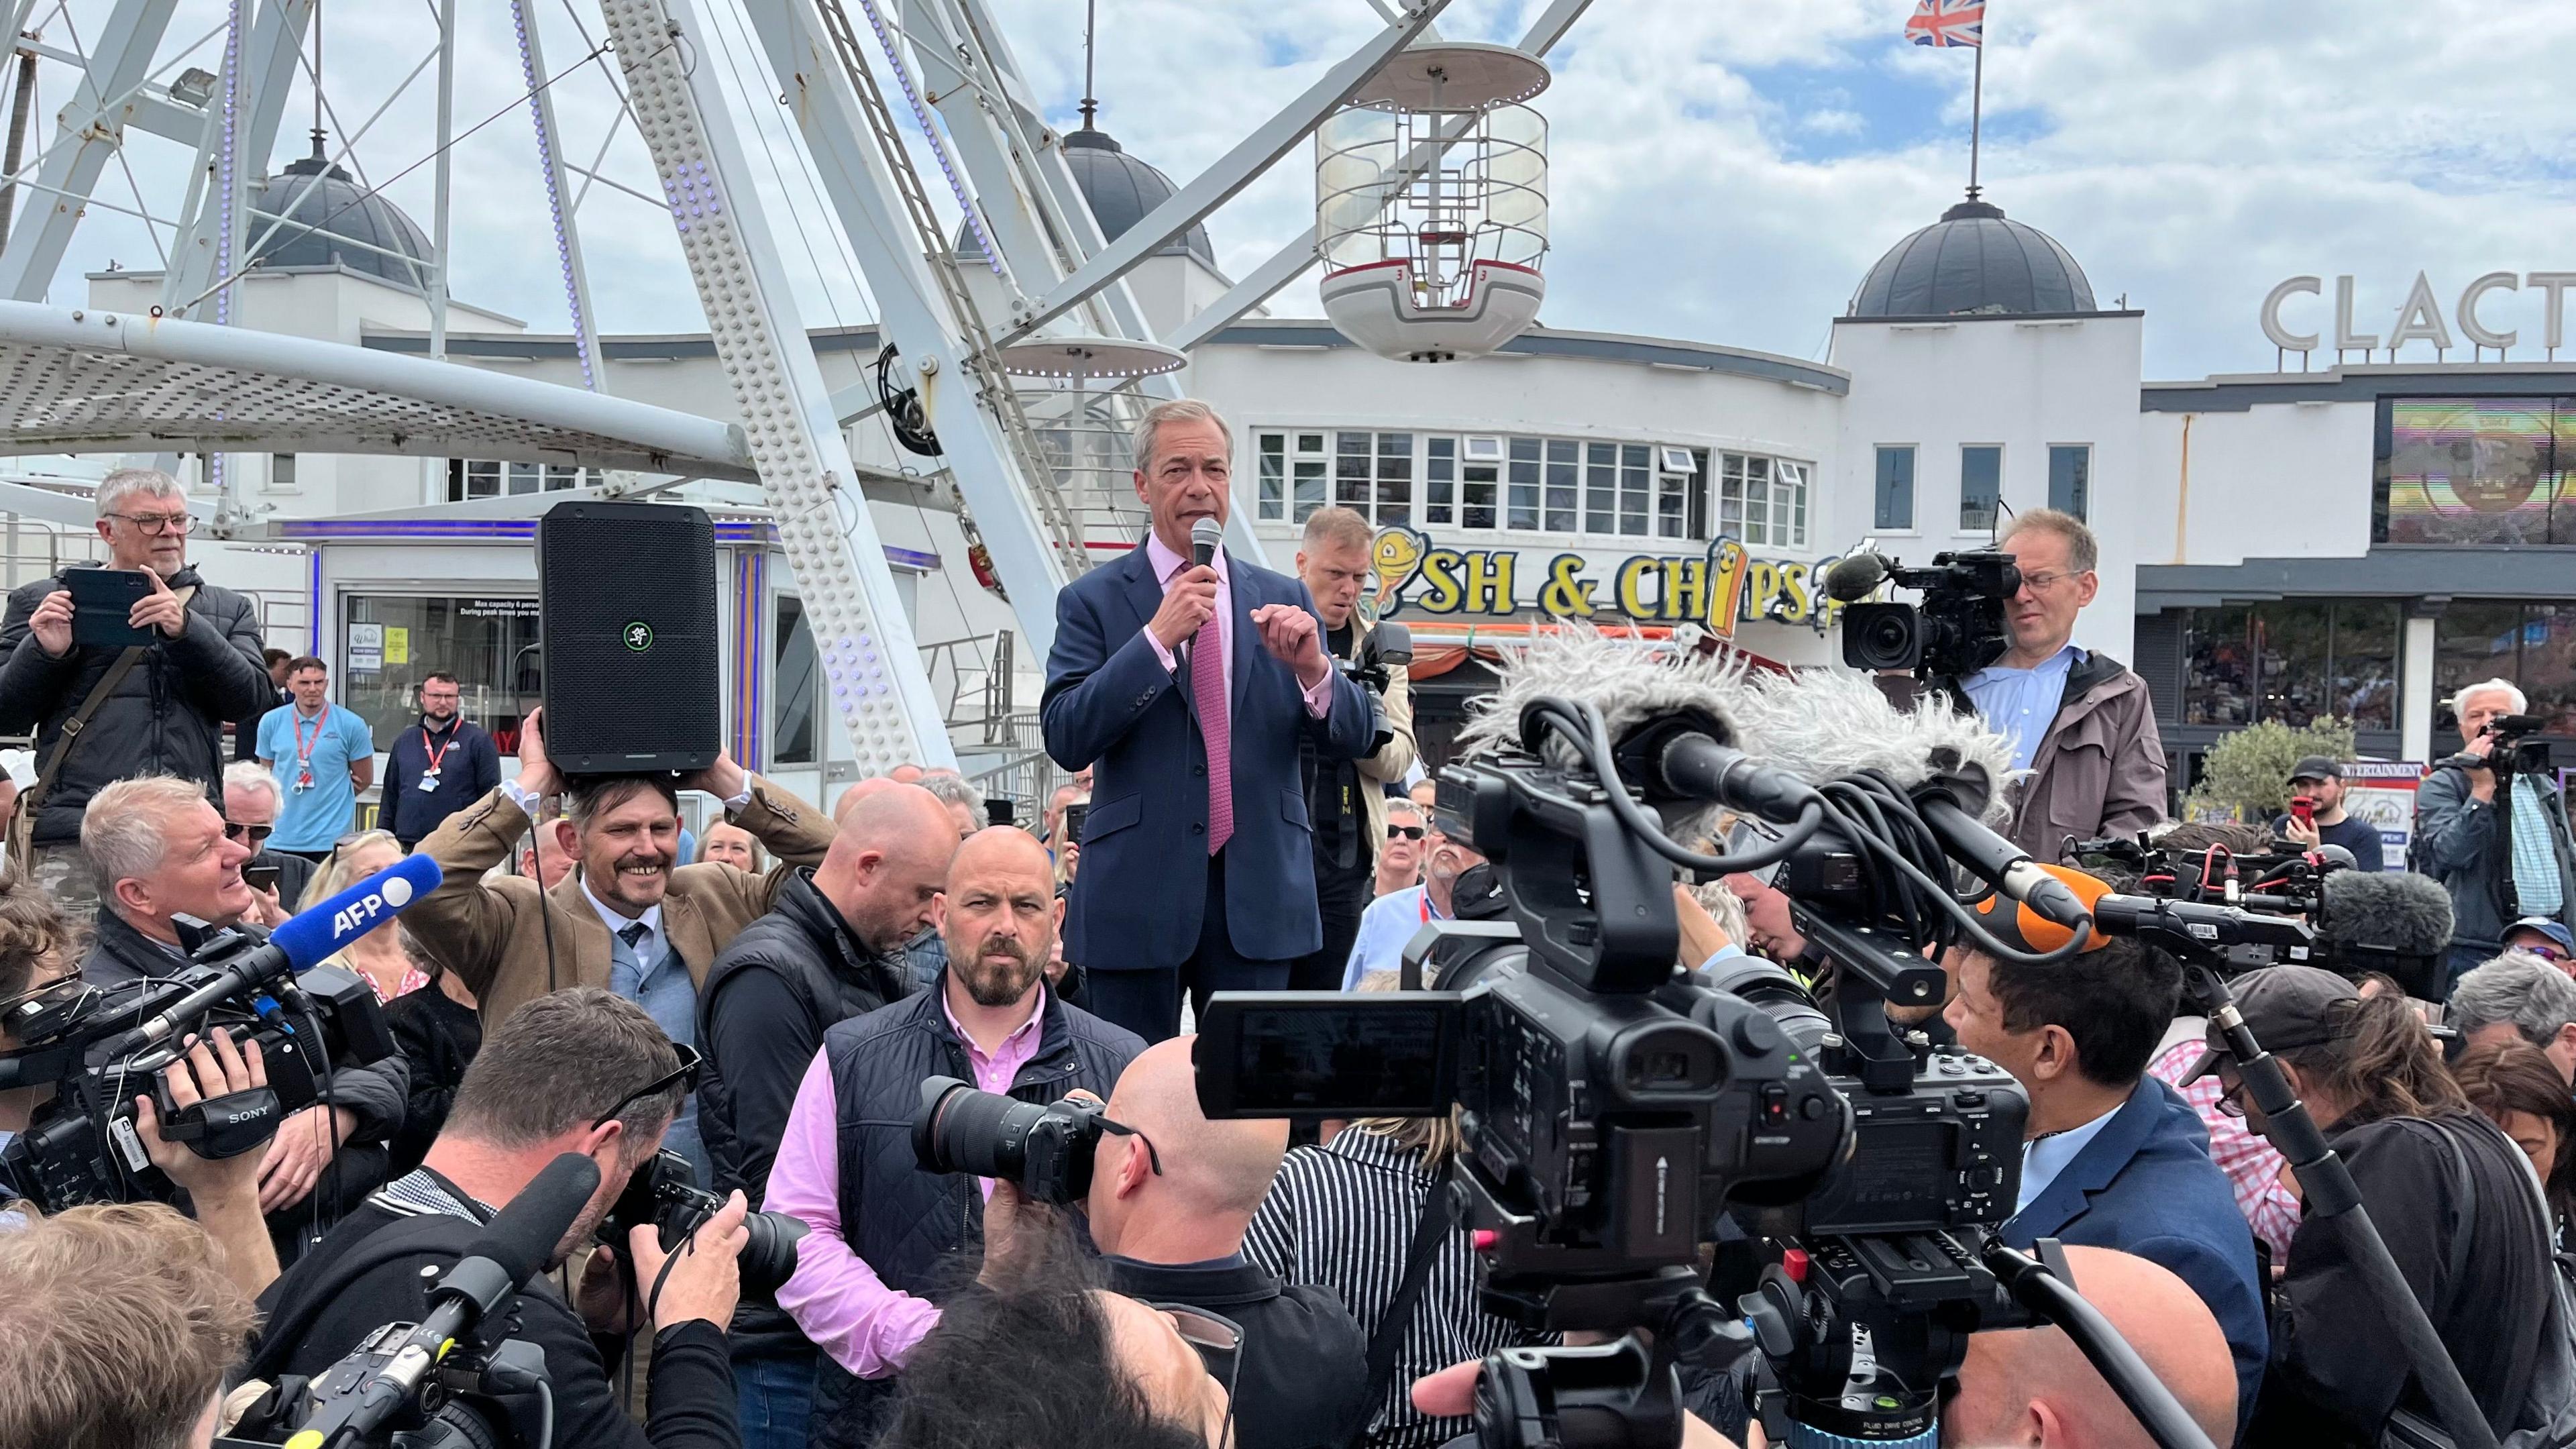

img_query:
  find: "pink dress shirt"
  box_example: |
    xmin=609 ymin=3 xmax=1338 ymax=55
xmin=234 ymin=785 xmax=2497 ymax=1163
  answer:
xmin=1140 ymin=533 xmax=1335 ymax=719
xmin=765 ymin=988 xmax=1050 ymax=1378
xmin=2147 ymin=1036 xmax=2300 ymax=1259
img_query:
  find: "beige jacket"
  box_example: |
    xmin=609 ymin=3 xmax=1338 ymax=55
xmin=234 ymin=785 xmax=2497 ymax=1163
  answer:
xmin=1351 ymin=614 xmax=1418 ymax=869
xmin=408 ymin=777 xmax=836 ymax=1027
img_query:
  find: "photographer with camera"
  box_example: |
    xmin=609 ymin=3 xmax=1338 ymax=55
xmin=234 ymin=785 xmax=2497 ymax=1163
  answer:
xmin=2274 ymin=757 xmax=2384 ymax=871
xmin=766 ymin=826 xmax=1143 ymax=1448
xmin=0 ymin=467 xmax=274 ymax=924
xmin=1941 ymin=883 xmax=2267 ymax=1438
xmin=1085 ymin=1034 xmax=1369 ymax=1449
xmin=2449 ymin=951 xmax=2576 ymax=1083
xmin=251 ymin=987 xmax=750 ymax=1449
xmin=2188 ymin=965 xmax=2557 ymax=1446
xmin=2417 ymin=680 xmax=2576 ymax=990
xmin=1951 ymin=510 xmax=2167 ymax=855
xmin=1290 ymin=506 xmax=1419 ymax=992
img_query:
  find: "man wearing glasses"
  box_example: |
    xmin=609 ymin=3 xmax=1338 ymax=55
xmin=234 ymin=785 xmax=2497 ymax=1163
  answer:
xmin=1953 ymin=508 xmax=2168 ymax=856
xmin=222 ymin=760 xmax=315 ymax=910
xmin=381 ymin=672 xmax=501 ymax=850
xmin=0 ymin=467 xmax=272 ymax=924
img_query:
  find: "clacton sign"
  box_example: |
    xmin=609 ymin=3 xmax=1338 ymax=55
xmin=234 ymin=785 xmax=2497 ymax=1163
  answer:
xmin=2261 ymin=272 xmax=2576 ymax=356
xmin=1359 ymin=527 xmax=1851 ymax=636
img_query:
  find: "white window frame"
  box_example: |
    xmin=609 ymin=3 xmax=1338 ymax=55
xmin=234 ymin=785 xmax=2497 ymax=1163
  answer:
xmin=1255 ymin=428 xmax=1772 ymax=545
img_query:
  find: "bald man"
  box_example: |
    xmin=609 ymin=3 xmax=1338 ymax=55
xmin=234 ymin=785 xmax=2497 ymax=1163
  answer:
xmin=1086 ymin=1036 xmax=1369 ymax=1449
xmin=768 ymin=826 xmax=1144 ymax=1449
xmin=1946 ymin=1246 xmax=2238 ymax=1449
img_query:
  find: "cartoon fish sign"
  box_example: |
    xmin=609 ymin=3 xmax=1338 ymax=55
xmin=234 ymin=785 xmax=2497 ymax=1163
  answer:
xmin=1363 ymin=526 xmax=1430 ymax=623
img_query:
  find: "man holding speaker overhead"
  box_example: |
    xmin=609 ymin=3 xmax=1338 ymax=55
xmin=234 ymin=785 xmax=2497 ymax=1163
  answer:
xmin=1041 ymin=399 xmax=1378 ymax=1042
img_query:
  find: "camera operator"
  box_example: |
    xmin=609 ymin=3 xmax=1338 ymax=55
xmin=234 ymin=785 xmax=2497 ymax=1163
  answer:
xmin=2188 ymin=965 xmax=2555 ymax=1446
xmin=0 ymin=1201 xmax=258 ymax=1449
xmin=2448 ymin=950 xmax=2576 ymax=1083
xmin=1949 ymin=509 xmax=2166 ymax=855
xmin=1084 ymin=1034 xmax=1369 ymax=1449
xmin=0 ymin=467 xmax=274 ymax=925
xmin=2417 ymin=678 xmax=2576 ymax=989
xmin=765 ymin=826 xmax=1142 ymax=1448
xmin=252 ymin=988 xmax=749 ymax=1449
xmin=2273 ymin=756 xmax=2383 ymax=871
xmin=1940 ymin=885 xmax=2267 ymax=1435
xmin=1340 ymin=818 xmax=1485 ymax=989
xmin=696 ymin=782 xmax=952 ymax=1449
xmin=1290 ymin=507 xmax=1418 ymax=991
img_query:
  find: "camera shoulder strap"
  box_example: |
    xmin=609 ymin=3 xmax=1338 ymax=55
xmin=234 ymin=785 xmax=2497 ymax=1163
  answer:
xmin=1343 ymin=1177 xmax=1458 ymax=1449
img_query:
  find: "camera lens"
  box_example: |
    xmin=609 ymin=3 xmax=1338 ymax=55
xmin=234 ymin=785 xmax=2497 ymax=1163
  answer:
xmin=1838 ymin=603 xmax=1921 ymax=672
xmin=737 ymin=1210 xmax=808 ymax=1299
xmin=912 ymin=1076 xmax=1046 ymax=1183
xmin=1697 ymin=955 xmax=1833 ymax=1060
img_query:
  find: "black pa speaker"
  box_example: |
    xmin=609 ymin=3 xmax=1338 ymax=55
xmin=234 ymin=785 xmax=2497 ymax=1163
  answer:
xmin=537 ymin=500 xmax=720 ymax=774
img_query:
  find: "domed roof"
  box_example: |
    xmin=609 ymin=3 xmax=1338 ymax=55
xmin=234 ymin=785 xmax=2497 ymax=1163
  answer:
xmin=958 ymin=126 xmax=1215 ymax=268
xmin=1847 ymin=197 xmax=2096 ymax=319
xmin=246 ymin=142 xmax=435 ymax=291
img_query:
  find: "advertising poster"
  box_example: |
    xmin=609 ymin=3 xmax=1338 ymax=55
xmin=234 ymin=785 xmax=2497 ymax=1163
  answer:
xmin=2341 ymin=761 xmax=2424 ymax=870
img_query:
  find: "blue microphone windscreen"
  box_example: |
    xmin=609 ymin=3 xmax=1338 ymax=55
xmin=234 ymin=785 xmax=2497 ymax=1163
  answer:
xmin=269 ymin=853 xmax=445 ymax=971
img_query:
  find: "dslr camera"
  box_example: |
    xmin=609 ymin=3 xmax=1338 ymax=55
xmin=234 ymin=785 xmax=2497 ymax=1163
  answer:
xmin=598 ymin=1147 xmax=808 ymax=1298
xmin=1837 ymin=549 xmax=2021 ymax=681
xmin=0 ymin=924 xmax=394 ymax=1212
xmin=913 ymin=1075 xmax=1117 ymax=1205
xmin=1338 ymin=619 xmax=1413 ymax=755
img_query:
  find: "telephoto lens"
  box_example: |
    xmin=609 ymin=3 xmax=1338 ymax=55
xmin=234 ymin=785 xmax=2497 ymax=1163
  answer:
xmin=600 ymin=1148 xmax=808 ymax=1298
xmin=911 ymin=1075 xmax=1110 ymax=1204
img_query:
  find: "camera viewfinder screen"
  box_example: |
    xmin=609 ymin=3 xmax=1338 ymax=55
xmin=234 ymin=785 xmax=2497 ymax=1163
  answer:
xmin=1808 ymin=1120 xmax=1959 ymax=1232
xmin=1225 ymin=1004 xmax=1452 ymax=1116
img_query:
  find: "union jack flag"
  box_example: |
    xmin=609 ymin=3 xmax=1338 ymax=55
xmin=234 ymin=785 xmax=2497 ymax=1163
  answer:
xmin=1906 ymin=0 xmax=1984 ymax=47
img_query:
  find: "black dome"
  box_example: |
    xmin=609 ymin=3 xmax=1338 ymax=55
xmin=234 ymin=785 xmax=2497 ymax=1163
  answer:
xmin=1847 ymin=197 xmax=2096 ymax=318
xmin=958 ymin=126 xmax=1215 ymax=268
xmin=246 ymin=142 xmax=435 ymax=291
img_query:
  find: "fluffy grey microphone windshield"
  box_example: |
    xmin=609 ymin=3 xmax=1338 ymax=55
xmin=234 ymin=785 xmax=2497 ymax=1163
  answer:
xmin=1727 ymin=666 xmax=2020 ymax=825
xmin=2318 ymin=869 xmax=2456 ymax=957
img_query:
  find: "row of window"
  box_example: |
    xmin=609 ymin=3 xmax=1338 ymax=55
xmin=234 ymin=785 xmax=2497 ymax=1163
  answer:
xmin=1873 ymin=443 xmax=2092 ymax=532
xmin=2175 ymin=598 xmax=2576 ymax=737
xmin=1254 ymin=431 xmax=1812 ymax=549
xmin=445 ymin=459 xmax=604 ymax=501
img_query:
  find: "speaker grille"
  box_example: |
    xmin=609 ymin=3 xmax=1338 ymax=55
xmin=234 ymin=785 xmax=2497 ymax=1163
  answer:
xmin=538 ymin=501 xmax=720 ymax=774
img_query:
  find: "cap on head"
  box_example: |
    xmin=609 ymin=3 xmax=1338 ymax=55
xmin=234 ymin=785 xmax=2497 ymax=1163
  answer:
xmin=2508 ymin=916 xmax=2576 ymax=954
xmin=2288 ymin=755 xmax=2343 ymax=784
xmin=1970 ymin=863 xmax=2115 ymax=955
xmin=2185 ymin=963 xmax=2357 ymax=1083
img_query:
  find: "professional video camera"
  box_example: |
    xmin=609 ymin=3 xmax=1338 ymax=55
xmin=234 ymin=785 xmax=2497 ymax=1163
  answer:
xmin=0 ymin=857 xmax=439 ymax=1212
xmin=599 ymin=1146 xmax=808 ymax=1297
xmin=2463 ymin=710 xmax=2555 ymax=777
xmin=1826 ymin=549 xmax=2021 ymax=680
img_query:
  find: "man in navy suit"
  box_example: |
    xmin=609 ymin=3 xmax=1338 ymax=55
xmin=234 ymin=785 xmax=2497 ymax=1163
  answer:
xmin=1943 ymin=878 xmax=2267 ymax=1444
xmin=1042 ymin=398 xmax=1375 ymax=1041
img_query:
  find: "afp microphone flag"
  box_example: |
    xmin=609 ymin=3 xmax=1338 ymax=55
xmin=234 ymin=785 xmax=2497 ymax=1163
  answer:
xmin=1907 ymin=0 xmax=1984 ymax=46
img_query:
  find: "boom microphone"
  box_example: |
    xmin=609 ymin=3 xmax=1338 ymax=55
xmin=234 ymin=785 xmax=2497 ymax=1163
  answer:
xmin=104 ymin=854 xmax=443 ymax=1058
xmin=1822 ymin=551 xmax=1893 ymax=602
xmin=2318 ymin=869 xmax=2455 ymax=987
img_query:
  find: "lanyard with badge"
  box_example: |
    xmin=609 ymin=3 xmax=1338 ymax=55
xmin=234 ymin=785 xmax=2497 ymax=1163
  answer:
xmin=419 ymin=722 xmax=455 ymax=793
xmin=291 ymin=706 xmax=330 ymax=792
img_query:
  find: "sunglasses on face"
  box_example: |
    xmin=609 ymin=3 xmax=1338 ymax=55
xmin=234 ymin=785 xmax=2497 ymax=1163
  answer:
xmin=592 ymin=1042 xmax=705 ymax=1130
xmin=1386 ymin=824 xmax=1425 ymax=841
xmin=1147 ymin=1301 xmax=1242 ymax=1449
xmin=223 ymin=822 xmax=273 ymax=845
xmin=2520 ymin=943 xmax=2570 ymax=963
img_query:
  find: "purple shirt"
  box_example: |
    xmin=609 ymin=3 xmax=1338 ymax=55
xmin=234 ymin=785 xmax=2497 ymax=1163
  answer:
xmin=765 ymin=986 xmax=1048 ymax=1378
xmin=1140 ymin=533 xmax=1335 ymax=718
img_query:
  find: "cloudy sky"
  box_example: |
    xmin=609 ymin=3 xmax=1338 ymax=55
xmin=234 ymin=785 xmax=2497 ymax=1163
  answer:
xmin=36 ymin=0 xmax=2576 ymax=382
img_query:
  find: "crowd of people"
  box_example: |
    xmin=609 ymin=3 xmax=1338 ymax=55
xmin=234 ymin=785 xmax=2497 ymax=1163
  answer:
xmin=0 ymin=413 xmax=2573 ymax=1449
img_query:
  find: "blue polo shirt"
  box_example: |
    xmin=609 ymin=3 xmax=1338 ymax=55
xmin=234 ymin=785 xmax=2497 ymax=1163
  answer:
xmin=258 ymin=703 xmax=377 ymax=852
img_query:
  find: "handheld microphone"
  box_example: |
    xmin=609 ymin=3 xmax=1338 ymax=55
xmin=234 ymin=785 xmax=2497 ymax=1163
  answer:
xmin=309 ymin=1152 xmax=600 ymax=1448
xmin=1177 ymin=517 xmax=1225 ymax=678
xmin=1822 ymin=551 xmax=1893 ymax=602
xmin=105 ymin=854 xmax=443 ymax=1059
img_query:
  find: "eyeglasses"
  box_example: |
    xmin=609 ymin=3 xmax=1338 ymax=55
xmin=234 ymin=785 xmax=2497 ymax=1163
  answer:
xmin=2524 ymin=944 xmax=2571 ymax=963
xmin=1098 ymin=1116 xmax=1163 ymax=1177
xmin=2214 ymin=1063 xmax=2250 ymax=1119
xmin=2017 ymin=569 xmax=2087 ymax=592
xmin=1386 ymin=824 xmax=1425 ymax=841
xmin=1146 ymin=1301 xmax=1242 ymax=1449
xmin=223 ymin=822 xmax=273 ymax=845
xmin=592 ymin=1042 xmax=705 ymax=1130
xmin=105 ymin=511 xmax=196 ymax=535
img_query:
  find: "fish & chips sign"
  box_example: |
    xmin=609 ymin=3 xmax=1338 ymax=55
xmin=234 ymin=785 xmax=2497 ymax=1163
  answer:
xmin=1358 ymin=527 xmax=1850 ymax=637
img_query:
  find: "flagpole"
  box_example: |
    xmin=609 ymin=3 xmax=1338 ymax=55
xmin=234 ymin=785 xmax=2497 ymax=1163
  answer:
xmin=1968 ymin=40 xmax=1983 ymax=201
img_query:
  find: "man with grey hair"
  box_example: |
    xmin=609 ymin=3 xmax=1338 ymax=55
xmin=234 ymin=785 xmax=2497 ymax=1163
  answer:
xmin=1042 ymin=398 xmax=1375 ymax=1041
xmin=2450 ymin=950 xmax=2576 ymax=1083
xmin=2418 ymin=677 xmax=2576 ymax=987
xmin=222 ymin=758 xmax=314 ymax=912
xmin=0 ymin=468 xmax=270 ymax=924
xmin=919 ymin=769 xmax=985 ymax=841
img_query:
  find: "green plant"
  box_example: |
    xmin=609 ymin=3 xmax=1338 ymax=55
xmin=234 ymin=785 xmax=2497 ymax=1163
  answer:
xmin=2181 ymin=718 xmax=2360 ymax=821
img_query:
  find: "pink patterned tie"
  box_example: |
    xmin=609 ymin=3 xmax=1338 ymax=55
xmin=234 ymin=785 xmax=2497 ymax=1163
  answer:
xmin=1193 ymin=613 xmax=1232 ymax=855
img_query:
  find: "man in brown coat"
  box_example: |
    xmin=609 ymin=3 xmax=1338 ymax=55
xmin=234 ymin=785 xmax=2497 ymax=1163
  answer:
xmin=407 ymin=706 xmax=837 ymax=1032
xmin=1953 ymin=508 xmax=2167 ymax=859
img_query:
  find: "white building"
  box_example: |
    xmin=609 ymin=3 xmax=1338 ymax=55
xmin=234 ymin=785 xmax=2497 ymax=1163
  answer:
xmin=72 ymin=128 xmax=2570 ymax=812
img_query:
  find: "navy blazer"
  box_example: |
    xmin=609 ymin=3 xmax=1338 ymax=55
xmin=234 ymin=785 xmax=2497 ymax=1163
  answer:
xmin=1042 ymin=540 xmax=1374 ymax=972
xmin=2005 ymin=1076 xmax=2269 ymax=1442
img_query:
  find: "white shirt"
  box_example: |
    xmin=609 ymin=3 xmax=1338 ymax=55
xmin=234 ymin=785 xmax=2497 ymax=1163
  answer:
xmin=2016 ymin=1101 xmax=2121 ymax=1216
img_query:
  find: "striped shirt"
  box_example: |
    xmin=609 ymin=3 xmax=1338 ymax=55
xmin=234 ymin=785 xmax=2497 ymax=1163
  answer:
xmin=1243 ymin=1128 xmax=1551 ymax=1448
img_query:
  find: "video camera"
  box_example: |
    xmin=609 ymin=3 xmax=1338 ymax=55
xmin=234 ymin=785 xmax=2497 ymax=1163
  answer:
xmin=2470 ymin=711 xmax=2555 ymax=776
xmin=1831 ymin=549 xmax=2021 ymax=680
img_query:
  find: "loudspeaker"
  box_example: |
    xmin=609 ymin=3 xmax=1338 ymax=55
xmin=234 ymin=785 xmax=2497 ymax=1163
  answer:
xmin=537 ymin=500 xmax=720 ymax=775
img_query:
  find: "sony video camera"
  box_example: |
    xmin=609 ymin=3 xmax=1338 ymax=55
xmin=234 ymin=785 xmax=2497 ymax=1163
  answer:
xmin=0 ymin=925 xmax=394 ymax=1213
xmin=2469 ymin=711 xmax=2555 ymax=777
xmin=597 ymin=1147 xmax=808 ymax=1298
xmin=1836 ymin=549 xmax=2021 ymax=681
